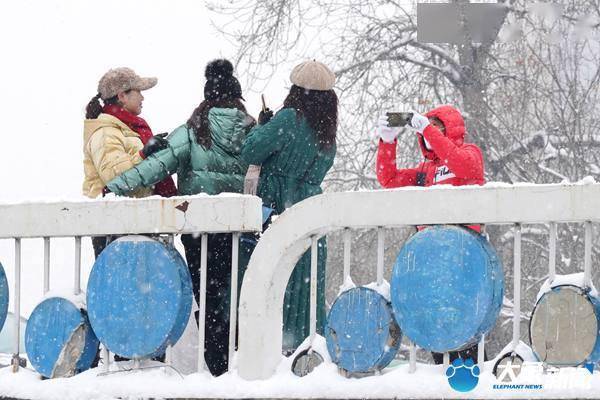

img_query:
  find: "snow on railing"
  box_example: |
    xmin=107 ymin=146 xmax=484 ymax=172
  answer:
xmin=237 ymin=182 xmax=600 ymax=380
xmin=0 ymin=194 xmax=263 ymax=372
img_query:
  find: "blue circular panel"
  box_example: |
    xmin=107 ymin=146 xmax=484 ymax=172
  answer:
xmin=0 ymin=262 xmax=8 ymax=332
xmin=25 ymin=297 xmax=99 ymax=378
xmin=87 ymin=236 xmax=192 ymax=359
xmin=391 ymin=226 xmax=503 ymax=352
xmin=530 ymin=285 xmax=600 ymax=366
xmin=165 ymin=246 xmax=193 ymax=346
xmin=326 ymin=287 xmax=401 ymax=373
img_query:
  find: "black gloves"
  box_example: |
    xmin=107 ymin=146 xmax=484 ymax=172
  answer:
xmin=258 ymin=108 xmax=274 ymax=125
xmin=141 ymin=132 xmax=169 ymax=158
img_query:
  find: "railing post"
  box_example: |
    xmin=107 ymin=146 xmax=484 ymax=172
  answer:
xmin=228 ymin=232 xmax=240 ymax=370
xmin=12 ymin=238 xmax=22 ymax=372
xmin=408 ymin=340 xmax=416 ymax=373
xmin=512 ymin=224 xmax=522 ymax=349
xmin=309 ymin=236 xmax=318 ymax=341
xmin=376 ymin=228 xmax=384 ymax=285
xmin=478 ymin=334 xmax=485 ymax=371
xmin=584 ymin=221 xmax=592 ymax=288
xmin=43 ymin=237 xmax=50 ymax=294
xmin=343 ymin=228 xmax=351 ymax=285
xmin=548 ymin=222 xmax=557 ymax=284
xmin=74 ymin=236 xmax=81 ymax=295
xmin=197 ymin=233 xmax=208 ymax=372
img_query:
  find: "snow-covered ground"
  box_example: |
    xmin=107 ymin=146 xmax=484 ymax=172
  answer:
xmin=2 ymin=355 xmax=600 ymax=400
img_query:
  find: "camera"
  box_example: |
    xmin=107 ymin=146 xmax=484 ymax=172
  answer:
xmin=386 ymin=112 xmax=413 ymax=127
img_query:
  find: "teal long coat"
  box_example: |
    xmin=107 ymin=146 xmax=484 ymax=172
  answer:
xmin=107 ymin=108 xmax=251 ymax=195
xmin=241 ymin=107 xmax=336 ymax=351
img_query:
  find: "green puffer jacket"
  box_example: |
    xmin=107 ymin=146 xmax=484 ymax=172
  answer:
xmin=107 ymin=108 xmax=252 ymax=196
xmin=241 ymin=107 xmax=336 ymax=352
xmin=241 ymin=108 xmax=336 ymax=213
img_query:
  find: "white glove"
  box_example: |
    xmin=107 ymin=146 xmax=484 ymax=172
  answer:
xmin=244 ymin=165 xmax=261 ymax=195
xmin=409 ymin=112 xmax=430 ymax=133
xmin=375 ymin=115 xmax=401 ymax=144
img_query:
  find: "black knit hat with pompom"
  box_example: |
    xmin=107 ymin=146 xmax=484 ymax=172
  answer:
xmin=204 ymin=59 xmax=244 ymax=101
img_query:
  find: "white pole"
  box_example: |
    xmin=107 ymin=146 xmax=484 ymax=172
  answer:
xmin=376 ymin=228 xmax=384 ymax=285
xmin=43 ymin=237 xmax=50 ymax=294
xmin=548 ymin=222 xmax=557 ymax=284
xmin=228 ymin=233 xmax=240 ymax=370
xmin=512 ymin=224 xmax=522 ymax=349
xmin=408 ymin=340 xmax=416 ymax=373
xmin=584 ymin=221 xmax=592 ymax=288
xmin=12 ymin=238 xmax=22 ymax=372
xmin=343 ymin=228 xmax=351 ymax=285
xmin=74 ymin=236 xmax=81 ymax=295
xmin=101 ymin=346 xmax=110 ymax=372
xmin=197 ymin=234 xmax=208 ymax=372
xmin=443 ymin=352 xmax=449 ymax=371
xmin=477 ymin=334 xmax=485 ymax=371
xmin=309 ymin=236 xmax=318 ymax=340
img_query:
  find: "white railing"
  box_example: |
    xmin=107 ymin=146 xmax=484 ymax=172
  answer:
xmin=0 ymin=195 xmax=263 ymax=372
xmin=237 ymin=183 xmax=600 ymax=380
xmin=1 ymin=183 xmax=599 ymax=385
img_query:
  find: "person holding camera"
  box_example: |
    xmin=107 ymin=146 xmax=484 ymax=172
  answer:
xmin=375 ymin=105 xmax=485 ymax=364
xmin=376 ymin=105 xmax=484 ymax=190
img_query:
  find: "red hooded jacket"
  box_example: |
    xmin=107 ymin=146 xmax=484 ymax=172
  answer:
xmin=377 ymin=105 xmax=484 ymax=231
xmin=377 ymin=105 xmax=484 ymax=188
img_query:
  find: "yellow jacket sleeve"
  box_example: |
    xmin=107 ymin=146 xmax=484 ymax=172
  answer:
xmin=88 ymin=126 xmax=144 ymax=185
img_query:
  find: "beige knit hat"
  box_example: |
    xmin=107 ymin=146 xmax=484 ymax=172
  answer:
xmin=97 ymin=67 xmax=157 ymax=100
xmin=290 ymin=60 xmax=335 ymax=91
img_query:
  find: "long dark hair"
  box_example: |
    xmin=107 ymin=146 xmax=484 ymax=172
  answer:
xmin=85 ymin=92 xmax=127 ymax=119
xmin=187 ymin=98 xmax=246 ymax=148
xmin=283 ymin=85 xmax=338 ymax=150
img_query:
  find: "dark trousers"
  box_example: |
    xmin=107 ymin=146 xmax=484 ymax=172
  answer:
xmin=431 ymin=342 xmax=487 ymax=364
xmin=181 ymin=233 xmax=234 ymax=377
xmin=92 ymin=236 xmax=114 ymax=258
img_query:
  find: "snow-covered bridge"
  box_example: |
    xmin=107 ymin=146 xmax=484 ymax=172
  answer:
xmin=1 ymin=182 xmax=600 ymax=399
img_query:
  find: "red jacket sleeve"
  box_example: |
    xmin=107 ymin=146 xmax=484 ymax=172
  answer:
xmin=422 ymin=125 xmax=484 ymax=181
xmin=376 ymin=139 xmax=420 ymax=188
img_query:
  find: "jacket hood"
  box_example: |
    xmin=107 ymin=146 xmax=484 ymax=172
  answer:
xmin=417 ymin=105 xmax=466 ymax=159
xmin=208 ymin=107 xmax=252 ymax=154
xmin=83 ymin=113 xmax=138 ymax=145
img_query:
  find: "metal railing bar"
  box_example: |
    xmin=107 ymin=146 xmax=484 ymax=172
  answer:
xmin=197 ymin=234 xmax=208 ymax=372
xmin=548 ymin=222 xmax=557 ymax=284
xmin=408 ymin=341 xmax=416 ymax=373
xmin=584 ymin=221 xmax=592 ymax=288
xmin=309 ymin=236 xmax=318 ymax=341
xmin=229 ymin=233 xmax=240 ymax=370
xmin=343 ymin=228 xmax=351 ymax=286
xmin=512 ymin=224 xmax=522 ymax=349
xmin=376 ymin=228 xmax=384 ymax=285
xmin=12 ymin=238 xmax=22 ymax=372
xmin=477 ymin=334 xmax=485 ymax=371
xmin=43 ymin=237 xmax=50 ymax=294
xmin=74 ymin=236 xmax=81 ymax=295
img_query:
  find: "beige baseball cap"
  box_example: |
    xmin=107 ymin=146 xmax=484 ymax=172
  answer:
xmin=97 ymin=67 xmax=157 ymax=100
xmin=290 ymin=60 xmax=335 ymax=91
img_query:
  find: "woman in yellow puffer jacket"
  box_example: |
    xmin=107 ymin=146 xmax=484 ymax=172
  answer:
xmin=83 ymin=67 xmax=177 ymax=257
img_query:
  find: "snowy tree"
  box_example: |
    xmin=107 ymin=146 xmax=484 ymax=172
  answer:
xmin=208 ymin=0 xmax=600 ymax=358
